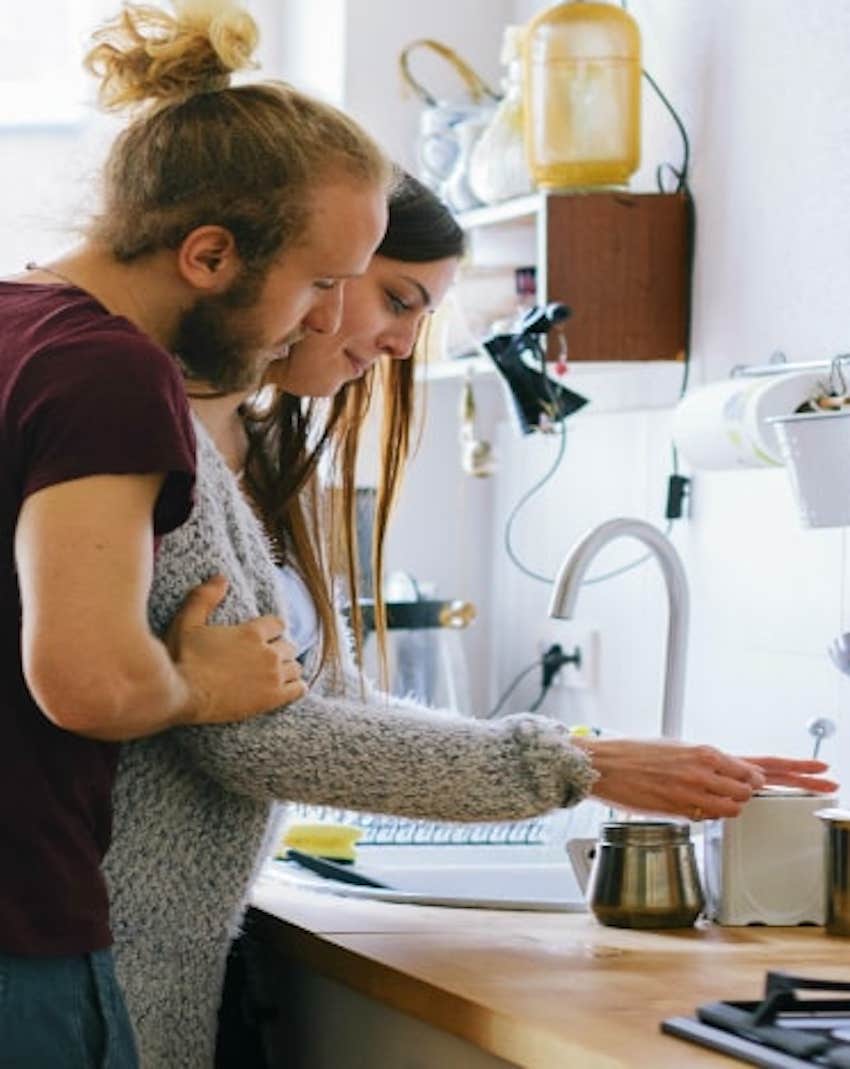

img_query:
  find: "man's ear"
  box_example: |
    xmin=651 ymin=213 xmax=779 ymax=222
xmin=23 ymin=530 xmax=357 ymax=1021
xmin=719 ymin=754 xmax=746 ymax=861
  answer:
xmin=177 ymin=226 xmax=241 ymax=293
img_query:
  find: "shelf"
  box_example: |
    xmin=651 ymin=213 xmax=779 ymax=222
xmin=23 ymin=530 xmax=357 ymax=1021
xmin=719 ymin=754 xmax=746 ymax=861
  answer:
xmin=455 ymin=194 xmax=542 ymax=231
xmin=416 ymin=356 xmax=493 ymax=382
xmin=417 ymin=358 xmax=686 ymax=413
xmin=454 ymin=190 xmax=690 ymax=364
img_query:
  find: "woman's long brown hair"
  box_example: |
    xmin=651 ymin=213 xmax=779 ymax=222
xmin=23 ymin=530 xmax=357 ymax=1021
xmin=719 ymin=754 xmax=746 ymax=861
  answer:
xmin=240 ymin=174 xmax=465 ymax=687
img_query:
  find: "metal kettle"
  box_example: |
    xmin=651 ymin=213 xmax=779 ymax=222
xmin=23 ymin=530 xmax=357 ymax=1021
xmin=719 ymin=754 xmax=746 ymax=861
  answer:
xmin=587 ymin=821 xmax=704 ymax=930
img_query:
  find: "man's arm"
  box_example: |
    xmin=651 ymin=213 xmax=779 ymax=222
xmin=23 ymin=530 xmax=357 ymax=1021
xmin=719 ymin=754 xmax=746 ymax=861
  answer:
xmin=15 ymin=472 xmax=305 ymax=740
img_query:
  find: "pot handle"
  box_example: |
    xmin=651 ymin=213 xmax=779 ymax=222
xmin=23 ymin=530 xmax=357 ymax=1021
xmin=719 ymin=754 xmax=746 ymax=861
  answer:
xmin=566 ymin=837 xmax=597 ymax=896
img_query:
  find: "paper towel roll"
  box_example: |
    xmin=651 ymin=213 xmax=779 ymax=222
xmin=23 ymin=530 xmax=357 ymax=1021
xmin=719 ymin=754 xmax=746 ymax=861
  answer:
xmin=672 ymin=373 xmax=823 ymax=470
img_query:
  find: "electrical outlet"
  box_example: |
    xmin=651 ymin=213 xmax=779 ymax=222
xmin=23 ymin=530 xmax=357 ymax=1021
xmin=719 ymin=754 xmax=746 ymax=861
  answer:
xmin=538 ymin=621 xmax=599 ymax=689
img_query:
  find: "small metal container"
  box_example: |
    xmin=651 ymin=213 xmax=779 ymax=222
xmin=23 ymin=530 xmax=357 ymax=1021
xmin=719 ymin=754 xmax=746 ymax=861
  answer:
xmin=588 ymin=821 xmax=705 ymax=929
xmin=816 ymin=808 xmax=850 ymax=936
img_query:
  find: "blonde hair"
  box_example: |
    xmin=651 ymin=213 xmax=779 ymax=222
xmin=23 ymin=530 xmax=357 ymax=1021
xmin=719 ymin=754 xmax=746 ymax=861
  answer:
xmin=84 ymin=1 xmax=390 ymax=263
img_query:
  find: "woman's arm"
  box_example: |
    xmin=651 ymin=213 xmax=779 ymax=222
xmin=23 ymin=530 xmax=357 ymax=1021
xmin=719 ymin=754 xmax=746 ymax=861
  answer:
xmin=147 ymin=464 xmax=595 ymax=820
xmin=151 ymin=428 xmax=836 ymax=823
xmin=173 ymin=692 xmax=595 ymax=821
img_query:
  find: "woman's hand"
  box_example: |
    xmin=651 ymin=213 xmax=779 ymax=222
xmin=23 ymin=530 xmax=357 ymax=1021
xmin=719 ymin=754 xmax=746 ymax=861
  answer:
xmin=572 ymin=737 xmax=838 ymax=821
xmin=738 ymin=756 xmax=838 ymax=795
xmin=573 ymin=737 xmax=761 ymax=821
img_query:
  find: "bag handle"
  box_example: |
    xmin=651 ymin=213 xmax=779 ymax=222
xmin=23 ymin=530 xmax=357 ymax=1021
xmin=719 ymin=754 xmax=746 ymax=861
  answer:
xmin=398 ymin=38 xmax=500 ymax=107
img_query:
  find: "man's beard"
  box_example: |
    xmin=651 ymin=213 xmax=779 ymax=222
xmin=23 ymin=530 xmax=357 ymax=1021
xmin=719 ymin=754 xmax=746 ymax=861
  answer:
xmin=174 ymin=269 xmax=272 ymax=392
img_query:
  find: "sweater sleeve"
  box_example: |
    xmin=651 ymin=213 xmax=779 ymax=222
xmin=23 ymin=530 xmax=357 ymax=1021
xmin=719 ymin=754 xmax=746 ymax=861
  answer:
xmin=153 ymin=524 xmax=597 ymax=818
xmin=149 ymin=423 xmax=596 ymax=821
xmin=172 ymin=691 xmax=596 ymax=820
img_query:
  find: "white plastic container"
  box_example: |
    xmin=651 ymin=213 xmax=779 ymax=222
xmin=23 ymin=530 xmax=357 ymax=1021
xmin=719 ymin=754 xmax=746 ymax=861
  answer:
xmin=703 ymin=790 xmax=836 ymax=926
xmin=768 ymin=409 xmax=850 ymax=528
xmin=672 ymin=373 xmax=823 ymax=471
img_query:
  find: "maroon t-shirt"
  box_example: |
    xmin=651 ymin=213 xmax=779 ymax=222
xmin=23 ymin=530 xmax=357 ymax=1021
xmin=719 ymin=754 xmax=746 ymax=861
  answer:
xmin=0 ymin=281 xmax=196 ymax=955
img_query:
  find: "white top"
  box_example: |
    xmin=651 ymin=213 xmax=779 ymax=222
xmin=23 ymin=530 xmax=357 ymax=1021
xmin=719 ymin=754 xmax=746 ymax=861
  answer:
xmin=275 ymin=564 xmax=320 ymax=658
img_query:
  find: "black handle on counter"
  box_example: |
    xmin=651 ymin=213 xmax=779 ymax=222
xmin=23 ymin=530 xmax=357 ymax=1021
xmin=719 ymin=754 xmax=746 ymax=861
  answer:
xmin=356 ymin=599 xmax=476 ymax=633
xmin=697 ymin=1001 xmax=829 ymax=1060
xmin=284 ymin=849 xmax=390 ymax=889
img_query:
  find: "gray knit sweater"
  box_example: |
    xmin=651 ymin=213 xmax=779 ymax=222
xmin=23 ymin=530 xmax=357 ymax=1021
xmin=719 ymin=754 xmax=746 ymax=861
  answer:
xmin=103 ymin=418 xmax=595 ymax=1068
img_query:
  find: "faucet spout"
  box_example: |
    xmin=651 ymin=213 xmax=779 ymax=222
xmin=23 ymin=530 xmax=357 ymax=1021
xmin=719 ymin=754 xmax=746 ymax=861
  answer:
xmin=547 ymin=518 xmax=689 ymax=738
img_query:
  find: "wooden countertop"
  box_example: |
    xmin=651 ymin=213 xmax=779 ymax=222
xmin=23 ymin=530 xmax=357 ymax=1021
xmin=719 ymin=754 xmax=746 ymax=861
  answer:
xmin=250 ymin=874 xmax=850 ymax=1069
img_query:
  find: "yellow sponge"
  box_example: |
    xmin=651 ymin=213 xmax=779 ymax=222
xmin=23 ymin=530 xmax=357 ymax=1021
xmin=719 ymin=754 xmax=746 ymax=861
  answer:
xmin=278 ymin=822 xmax=363 ymax=862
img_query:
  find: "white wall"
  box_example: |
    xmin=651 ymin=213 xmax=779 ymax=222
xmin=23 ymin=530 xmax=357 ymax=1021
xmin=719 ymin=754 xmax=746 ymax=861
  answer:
xmin=0 ymin=0 xmax=292 ymax=275
xmin=376 ymin=0 xmax=850 ymax=793
xmin=341 ymin=0 xmax=512 ymax=171
xmin=272 ymin=0 xmax=347 ymax=104
xmin=258 ymin=0 xmax=512 ymax=171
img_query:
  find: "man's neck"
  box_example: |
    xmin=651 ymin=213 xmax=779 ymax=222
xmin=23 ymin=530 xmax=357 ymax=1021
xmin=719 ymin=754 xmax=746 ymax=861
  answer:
xmin=19 ymin=244 xmax=192 ymax=351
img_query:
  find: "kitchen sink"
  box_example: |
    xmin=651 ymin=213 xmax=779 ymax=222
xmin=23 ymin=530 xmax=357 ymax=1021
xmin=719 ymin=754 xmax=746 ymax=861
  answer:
xmin=260 ymin=843 xmax=588 ymax=912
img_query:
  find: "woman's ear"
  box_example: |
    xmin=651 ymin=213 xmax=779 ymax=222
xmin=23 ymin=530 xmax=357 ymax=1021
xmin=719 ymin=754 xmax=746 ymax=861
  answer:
xmin=177 ymin=226 xmax=241 ymax=293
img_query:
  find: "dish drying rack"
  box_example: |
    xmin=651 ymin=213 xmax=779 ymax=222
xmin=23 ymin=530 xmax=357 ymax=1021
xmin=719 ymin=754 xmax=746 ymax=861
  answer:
xmin=286 ymin=804 xmax=550 ymax=847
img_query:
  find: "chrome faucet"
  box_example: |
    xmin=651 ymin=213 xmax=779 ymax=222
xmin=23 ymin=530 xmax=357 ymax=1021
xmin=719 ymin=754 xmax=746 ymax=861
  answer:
xmin=547 ymin=518 xmax=689 ymax=738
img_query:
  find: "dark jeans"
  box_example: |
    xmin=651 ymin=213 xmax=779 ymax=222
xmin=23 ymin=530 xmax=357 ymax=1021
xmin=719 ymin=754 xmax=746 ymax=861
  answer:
xmin=215 ymin=927 xmax=271 ymax=1069
xmin=0 ymin=948 xmax=138 ymax=1068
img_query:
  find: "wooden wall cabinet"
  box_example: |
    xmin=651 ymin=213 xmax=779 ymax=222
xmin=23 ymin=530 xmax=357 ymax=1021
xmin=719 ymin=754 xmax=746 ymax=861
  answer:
xmin=457 ymin=190 xmax=690 ymax=364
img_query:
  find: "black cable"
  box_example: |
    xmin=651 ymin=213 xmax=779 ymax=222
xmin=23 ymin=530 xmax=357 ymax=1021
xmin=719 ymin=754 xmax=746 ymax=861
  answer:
xmin=527 ymin=686 xmax=550 ymax=713
xmin=502 ymin=334 xmax=680 ymax=585
xmin=487 ymin=658 xmax=544 ymax=719
xmin=676 ymin=184 xmax=696 ymax=404
xmin=620 ymin=0 xmax=696 ymax=480
xmin=621 ymin=0 xmax=696 ymax=406
xmin=489 ymin=642 xmax=578 ymax=718
xmin=503 ymin=415 xmax=568 ymax=583
xmin=641 ymin=68 xmax=690 ymax=194
xmin=501 ymin=328 xmax=572 ymax=583
xmin=643 ymin=62 xmax=696 ymax=482
xmin=503 ymin=16 xmax=697 ymax=584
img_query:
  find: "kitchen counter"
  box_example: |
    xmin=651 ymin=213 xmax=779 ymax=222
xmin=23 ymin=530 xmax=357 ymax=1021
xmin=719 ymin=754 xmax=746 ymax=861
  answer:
xmin=249 ymin=873 xmax=850 ymax=1068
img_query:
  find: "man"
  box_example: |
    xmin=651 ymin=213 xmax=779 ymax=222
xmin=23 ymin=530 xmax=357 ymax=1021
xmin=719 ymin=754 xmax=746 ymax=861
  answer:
xmin=0 ymin=0 xmax=389 ymax=1062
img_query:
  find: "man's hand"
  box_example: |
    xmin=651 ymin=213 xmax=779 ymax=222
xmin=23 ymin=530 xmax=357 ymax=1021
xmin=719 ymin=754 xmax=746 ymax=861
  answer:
xmin=17 ymin=474 xmax=305 ymax=740
xmin=166 ymin=575 xmax=306 ymax=726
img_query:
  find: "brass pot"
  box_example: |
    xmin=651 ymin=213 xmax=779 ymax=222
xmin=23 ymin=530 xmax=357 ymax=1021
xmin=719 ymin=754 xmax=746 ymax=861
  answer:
xmin=588 ymin=821 xmax=704 ymax=930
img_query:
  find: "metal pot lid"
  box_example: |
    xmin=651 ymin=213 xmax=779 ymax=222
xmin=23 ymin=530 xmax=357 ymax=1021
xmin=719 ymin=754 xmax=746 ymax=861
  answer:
xmin=599 ymin=821 xmax=691 ymax=846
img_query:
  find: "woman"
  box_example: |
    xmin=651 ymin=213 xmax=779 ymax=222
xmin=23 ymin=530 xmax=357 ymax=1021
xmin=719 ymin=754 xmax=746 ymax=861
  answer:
xmin=103 ymin=171 xmax=836 ymax=1067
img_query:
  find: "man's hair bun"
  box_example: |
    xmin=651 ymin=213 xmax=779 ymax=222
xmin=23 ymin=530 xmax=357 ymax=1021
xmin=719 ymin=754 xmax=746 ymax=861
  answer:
xmin=85 ymin=0 xmax=259 ymax=111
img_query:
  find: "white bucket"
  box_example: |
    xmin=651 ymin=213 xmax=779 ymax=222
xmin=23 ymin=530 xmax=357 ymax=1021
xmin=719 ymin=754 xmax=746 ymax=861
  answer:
xmin=767 ymin=410 xmax=850 ymax=528
xmin=672 ymin=373 xmax=824 ymax=470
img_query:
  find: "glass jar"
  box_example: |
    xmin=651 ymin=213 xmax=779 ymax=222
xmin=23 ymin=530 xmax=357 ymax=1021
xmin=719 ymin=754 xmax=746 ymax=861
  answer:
xmin=523 ymin=1 xmax=641 ymax=189
xmin=468 ymin=25 xmax=534 ymax=204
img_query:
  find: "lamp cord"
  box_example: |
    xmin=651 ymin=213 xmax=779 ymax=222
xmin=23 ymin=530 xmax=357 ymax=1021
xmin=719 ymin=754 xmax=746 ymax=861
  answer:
xmin=487 ymin=658 xmax=542 ymax=719
xmin=503 ymin=336 xmax=678 ymax=586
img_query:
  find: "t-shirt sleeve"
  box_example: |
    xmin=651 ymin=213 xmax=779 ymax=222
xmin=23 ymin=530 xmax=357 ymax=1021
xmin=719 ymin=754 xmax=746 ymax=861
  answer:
xmin=9 ymin=331 xmax=196 ymax=535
